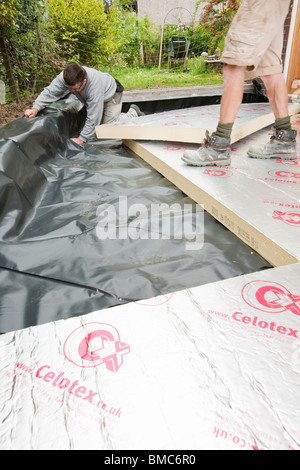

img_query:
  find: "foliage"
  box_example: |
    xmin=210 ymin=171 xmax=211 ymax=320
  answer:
xmin=118 ymin=12 xmax=140 ymax=66
xmin=120 ymin=13 xmax=211 ymax=67
xmin=163 ymin=22 xmax=211 ymax=59
xmin=118 ymin=13 xmax=162 ymax=67
xmin=198 ymin=0 xmax=241 ymax=53
xmin=0 ymin=0 xmax=20 ymax=30
xmin=0 ymin=0 xmax=239 ymax=102
xmin=0 ymin=0 xmax=60 ymax=97
xmin=47 ymin=0 xmax=124 ymax=67
xmin=137 ymin=15 xmax=160 ymax=64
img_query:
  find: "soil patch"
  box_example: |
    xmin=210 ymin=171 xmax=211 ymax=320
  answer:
xmin=0 ymin=100 xmax=33 ymax=128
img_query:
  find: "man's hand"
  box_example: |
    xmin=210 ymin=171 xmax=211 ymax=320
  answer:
xmin=71 ymin=137 xmax=84 ymax=145
xmin=24 ymin=108 xmax=39 ymax=118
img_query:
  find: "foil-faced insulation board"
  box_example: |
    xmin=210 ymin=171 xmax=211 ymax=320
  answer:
xmin=96 ymin=102 xmax=300 ymax=145
xmin=1 ymin=262 xmax=300 ymax=450
xmin=1 ymin=102 xmax=300 ymax=451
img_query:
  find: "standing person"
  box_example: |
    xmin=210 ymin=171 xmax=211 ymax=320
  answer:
xmin=182 ymin=0 xmax=297 ymax=167
xmin=24 ymin=62 xmax=143 ymax=145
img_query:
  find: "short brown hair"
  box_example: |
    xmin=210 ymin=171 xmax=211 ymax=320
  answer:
xmin=63 ymin=63 xmax=87 ymax=86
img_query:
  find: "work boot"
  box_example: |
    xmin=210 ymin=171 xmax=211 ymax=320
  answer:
xmin=129 ymin=104 xmax=145 ymax=117
xmin=247 ymin=128 xmax=297 ymax=160
xmin=182 ymin=131 xmax=231 ymax=166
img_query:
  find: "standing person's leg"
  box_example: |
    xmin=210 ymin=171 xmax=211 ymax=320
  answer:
xmin=219 ymin=65 xmax=246 ymax=125
xmin=247 ymin=72 xmax=297 ymax=159
xmin=182 ymin=0 xmax=295 ymax=166
xmin=261 ymin=73 xmax=289 ymax=121
xmin=247 ymin=15 xmax=297 ymax=161
xmin=212 ymin=64 xmax=246 ymax=139
xmin=181 ymin=64 xmax=245 ymax=167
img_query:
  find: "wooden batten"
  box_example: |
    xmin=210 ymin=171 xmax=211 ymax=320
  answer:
xmin=287 ymin=0 xmax=300 ymax=94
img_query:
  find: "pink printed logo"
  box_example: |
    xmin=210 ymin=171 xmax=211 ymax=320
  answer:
xmin=203 ymin=168 xmax=233 ymax=178
xmin=63 ymin=323 xmax=130 ymax=372
xmin=277 ymin=159 xmax=299 ymax=166
xmin=165 ymin=146 xmax=182 ymax=151
xmin=268 ymin=170 xmax=300 ymax=179
xmin=242 ymin=280 xmax=300 ymax=316
xmin=272 ymin=210 xmax=300 ymax=226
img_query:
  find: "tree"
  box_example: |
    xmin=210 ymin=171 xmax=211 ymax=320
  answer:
xmin=0 ymin=0 xmax=59 ymax=101
xmin=0 ymin=0 xmax=21 ymax=102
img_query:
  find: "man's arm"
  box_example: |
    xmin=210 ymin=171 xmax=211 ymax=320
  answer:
xmin=78 ymin=92 xmax=105 ymax=142
xmin=25 ymin=72 xmax=70 ymax=117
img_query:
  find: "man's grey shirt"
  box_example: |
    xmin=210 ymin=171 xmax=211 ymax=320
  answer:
xmin=33 ymin=66 xmax=117 ymax=141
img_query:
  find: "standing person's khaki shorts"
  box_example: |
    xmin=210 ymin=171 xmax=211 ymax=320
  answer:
xmin=221 ymin=0 xmax=291 ymax=80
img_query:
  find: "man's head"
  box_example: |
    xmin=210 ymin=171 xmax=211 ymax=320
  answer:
xmin=63 ymin=62 xmax=87 ymax=93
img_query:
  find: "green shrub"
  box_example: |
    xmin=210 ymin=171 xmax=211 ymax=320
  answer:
xmin=47 ymin=0 xmax=124 ymax=67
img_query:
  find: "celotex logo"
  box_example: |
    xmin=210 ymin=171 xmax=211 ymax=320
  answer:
xmin=63 ymin=322 xmax=130 ymax=373
xmin=272 ymin=210 xmax=300 ymax=226
xmin=232 ymin=280 xmax=300 ymax=338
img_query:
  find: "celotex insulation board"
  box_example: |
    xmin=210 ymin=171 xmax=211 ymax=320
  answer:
xmin=1 ymin=262 xmax=300 ymax=450
xmin=1 ymin=101 xmax=300 ymax=451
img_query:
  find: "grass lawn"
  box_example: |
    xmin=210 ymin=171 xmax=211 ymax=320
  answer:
xmin=114 ymin=68 xmax=223 ymax=90
xmin=106 ymin=59 xmax=223 ymax=91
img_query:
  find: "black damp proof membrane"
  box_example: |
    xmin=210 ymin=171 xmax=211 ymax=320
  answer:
xmin=0 ymin=101 xmax=271 ymax=334
xmin=121 ymin=85 xmax=269 ymax=115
